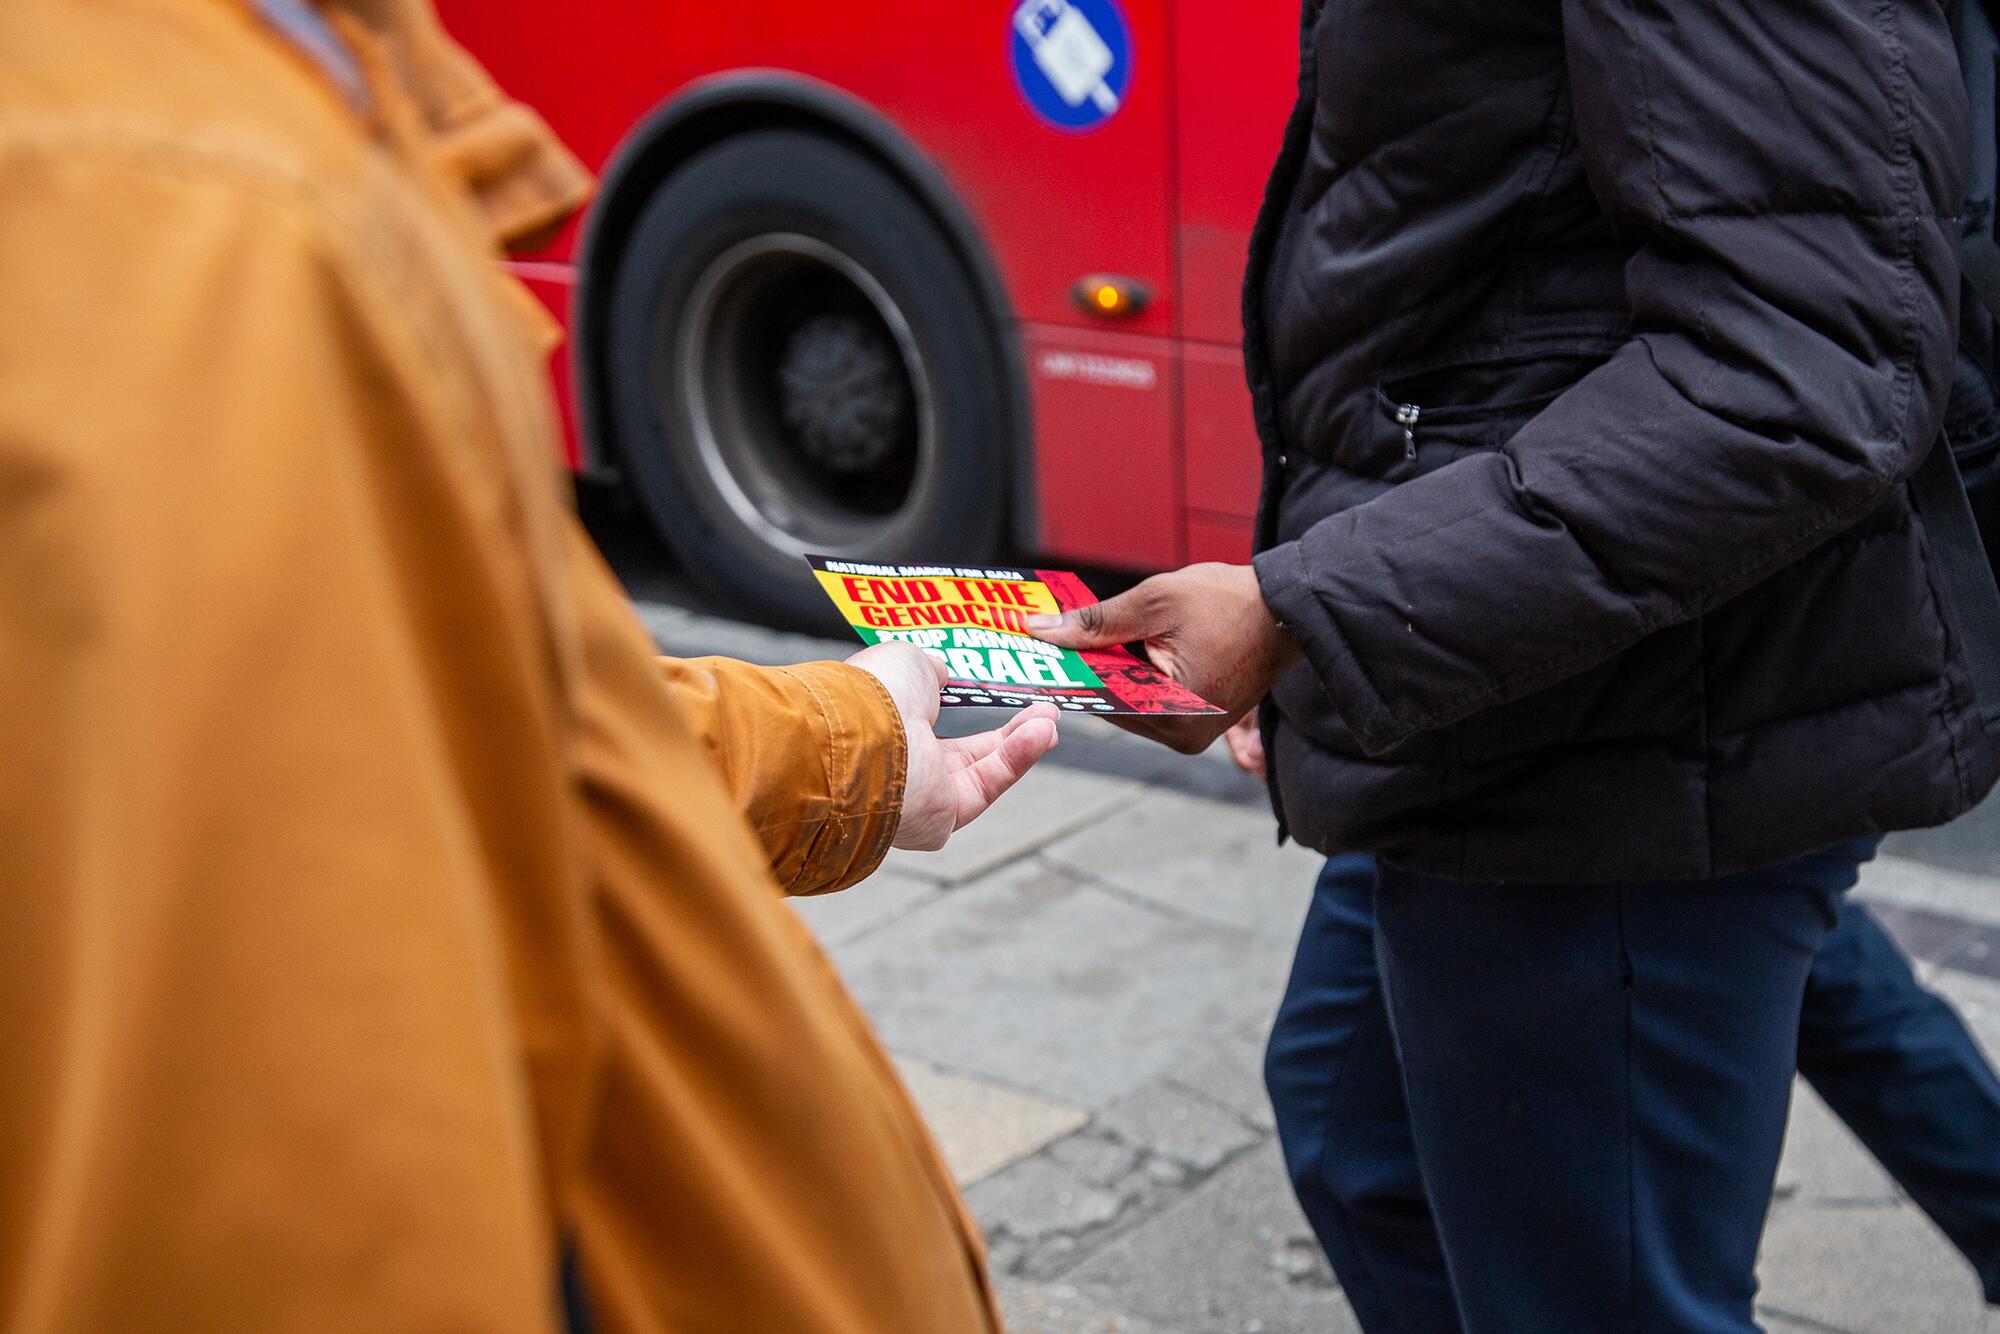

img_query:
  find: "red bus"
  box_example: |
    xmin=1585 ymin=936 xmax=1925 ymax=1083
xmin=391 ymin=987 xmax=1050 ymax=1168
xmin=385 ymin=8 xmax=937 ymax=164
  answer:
xmin=439 ymin=1 xmax=1296 ymax=625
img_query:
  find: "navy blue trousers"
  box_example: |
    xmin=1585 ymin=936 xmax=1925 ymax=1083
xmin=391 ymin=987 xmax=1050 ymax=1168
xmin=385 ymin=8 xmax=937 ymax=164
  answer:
xmin=1266 ymin=848 xmax=2000 ymax=1334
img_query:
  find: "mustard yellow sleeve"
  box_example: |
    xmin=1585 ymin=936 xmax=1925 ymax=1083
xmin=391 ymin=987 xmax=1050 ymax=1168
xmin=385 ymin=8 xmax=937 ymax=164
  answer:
xmin=560 ymin=525 xmax=908 ymax=895
xmin=0 ymin=146 xmax=557 ymax=1331
xmin=657 ymin=653 xmax=909 ymax=895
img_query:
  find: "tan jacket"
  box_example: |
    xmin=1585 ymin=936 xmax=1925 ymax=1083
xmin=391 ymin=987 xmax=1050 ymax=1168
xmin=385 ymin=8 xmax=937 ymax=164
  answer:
xmin=0 ymin=1 xmax=996 ymax=1329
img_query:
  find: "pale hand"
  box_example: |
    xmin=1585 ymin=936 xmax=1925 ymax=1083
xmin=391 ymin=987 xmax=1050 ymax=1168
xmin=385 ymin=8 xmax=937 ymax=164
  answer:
xmin=850 ymin=643 xmax=1061 ymax=851
xmin=1026 ymin=563 xmax=1300 ymax=755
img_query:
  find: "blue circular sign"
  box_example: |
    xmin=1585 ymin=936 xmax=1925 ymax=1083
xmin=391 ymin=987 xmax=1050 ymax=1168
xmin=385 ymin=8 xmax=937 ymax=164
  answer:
xmin=1009 ymin=0 xmax=1134 ymax=133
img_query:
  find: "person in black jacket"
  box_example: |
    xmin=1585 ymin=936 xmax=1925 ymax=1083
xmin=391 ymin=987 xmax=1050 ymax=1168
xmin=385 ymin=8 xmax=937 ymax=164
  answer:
xmin=1029 ymin=0 xmax=2000 ymax=1327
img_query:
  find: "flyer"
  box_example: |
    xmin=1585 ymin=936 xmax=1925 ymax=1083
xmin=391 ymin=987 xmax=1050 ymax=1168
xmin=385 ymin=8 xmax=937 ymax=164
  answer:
xmin=807 ymin=557 xmax=1224 ymax=715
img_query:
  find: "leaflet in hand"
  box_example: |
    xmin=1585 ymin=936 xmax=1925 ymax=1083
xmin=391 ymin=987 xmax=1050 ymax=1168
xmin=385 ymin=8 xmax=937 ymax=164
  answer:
xmin=808 ymin=557 xmax=1224 ymax=715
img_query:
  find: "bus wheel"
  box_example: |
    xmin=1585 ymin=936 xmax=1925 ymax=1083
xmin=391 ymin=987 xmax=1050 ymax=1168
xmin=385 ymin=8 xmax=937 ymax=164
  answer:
xmin=605 ymin=129 xmax=1009 ymax=630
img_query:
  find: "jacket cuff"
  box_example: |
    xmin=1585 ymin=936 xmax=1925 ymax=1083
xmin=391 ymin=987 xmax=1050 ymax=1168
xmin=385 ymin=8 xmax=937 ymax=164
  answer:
xmin=1253 ymin=539 xmax=1410 ymax=756
xmin=776 ymin=661 xmax=908 ymax=895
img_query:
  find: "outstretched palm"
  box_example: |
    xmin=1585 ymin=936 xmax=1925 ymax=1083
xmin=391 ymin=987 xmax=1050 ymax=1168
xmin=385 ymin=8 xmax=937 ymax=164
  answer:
xmin=850 ymin=644 xmax=1062 ymax=851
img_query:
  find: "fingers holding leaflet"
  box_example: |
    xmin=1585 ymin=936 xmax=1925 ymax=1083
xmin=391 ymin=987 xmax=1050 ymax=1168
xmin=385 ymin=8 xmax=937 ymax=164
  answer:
xmin=1025 ymin=582 xmax=1160 ymax=651
xmin=1027 ymin=564 xmax=1297 ymax=756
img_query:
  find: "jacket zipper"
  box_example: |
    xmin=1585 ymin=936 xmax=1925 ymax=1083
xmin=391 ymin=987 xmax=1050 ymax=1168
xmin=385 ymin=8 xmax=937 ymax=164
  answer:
xmin=1395 ymin=402 xmax=1420 ymax=458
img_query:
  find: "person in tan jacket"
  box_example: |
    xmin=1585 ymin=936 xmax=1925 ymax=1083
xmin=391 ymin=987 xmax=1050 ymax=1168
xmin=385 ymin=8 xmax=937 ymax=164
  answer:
xmin=0 ymin=1 xmax=1062 ymax=1330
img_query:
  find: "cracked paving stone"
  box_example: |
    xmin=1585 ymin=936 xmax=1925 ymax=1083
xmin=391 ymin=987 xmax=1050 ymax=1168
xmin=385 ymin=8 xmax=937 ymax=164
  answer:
xmin=969 ymin=1129 xmax=1200 ymax=1283
xmin=969 ymin=1153 xmax=1128 ymax=1244
xmin=1164 ymin=1025 xmax=1279 ymax=1133
xmin=1047 ymin=1130 xmax=1142 ymax=1189
xmin=1063 ymin=1142 xmax=1361 ymax=1334
xmin=1022 ymin=1234 xmax=1096 ymax=1280
xmin=985 ymin=1233 xmax=1028 ymax=1277
xmin=1099 ymin=1079 xmax=1264 ymax=1173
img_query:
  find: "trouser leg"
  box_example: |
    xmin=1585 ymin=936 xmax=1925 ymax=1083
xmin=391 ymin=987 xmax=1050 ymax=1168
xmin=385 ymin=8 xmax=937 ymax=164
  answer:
xmin=1264 ymin=854 xmax=1461 ymax=1334
xmin=1798 ymin=896 xmax=2000 ymax=1302
xmin=1373 ymin=842 xmax=1862 ymax=1333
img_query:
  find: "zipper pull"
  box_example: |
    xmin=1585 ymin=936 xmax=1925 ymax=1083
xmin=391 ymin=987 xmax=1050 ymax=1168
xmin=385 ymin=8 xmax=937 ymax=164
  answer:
xmin=1395 ymin=402 xmax=1420 ymax=459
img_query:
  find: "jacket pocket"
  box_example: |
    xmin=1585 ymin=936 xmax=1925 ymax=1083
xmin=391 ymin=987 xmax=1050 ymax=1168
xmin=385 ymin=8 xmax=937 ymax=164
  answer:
xmin=1375 ymin=348 xmax=1613 ymax=458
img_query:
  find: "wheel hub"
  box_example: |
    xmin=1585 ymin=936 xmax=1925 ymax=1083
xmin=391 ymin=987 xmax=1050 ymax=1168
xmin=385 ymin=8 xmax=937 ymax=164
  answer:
xmin=775 ymin=312 xmax=910 ymax=474
xmin=670 ymin=231 xmax=939 ymax=556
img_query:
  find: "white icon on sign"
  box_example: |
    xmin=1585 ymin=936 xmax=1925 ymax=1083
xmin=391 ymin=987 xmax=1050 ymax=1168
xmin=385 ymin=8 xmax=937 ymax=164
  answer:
xmin=1014 ymin=1 xmax=1120 ymax=115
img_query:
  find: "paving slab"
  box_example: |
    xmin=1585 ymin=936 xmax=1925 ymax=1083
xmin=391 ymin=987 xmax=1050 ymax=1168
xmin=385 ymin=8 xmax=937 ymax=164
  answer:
xmin=787 ymin=869 xmax=939 ymax=947
xmin=1926 ymin=965 xmax=2000 ymax=1059
xmin=1882 ymin=792 xmax=2000 ymax=881
xmin=1758 ymin=1195 xmax=1993 ymax=1333
xmin=1043 ymin=791 xmax=1321 ymax=938
xmin=1858 ymin=855 xmax=2000 ymax=930
xmin=997 ymin=1279 xmax=1185 ymax=1334
xmin=1163 ymin=1023 xmax=1279 ymax=1133
xmin=970 ymin=1148 xmax=1134 ymax=1248
xmin=881 ymin=767 xmax=1147 ymax=887
xmin=1870 ymin=901 xmax=2000 ymax=984
xmin=971 ymin=1122 xmax=1204 ymax=1282
xmin=830 ymin=860 xmax=1289 ymax=1106
xmin=1775 ymin=1081 xmax=1900 ymax=1205
xmin=1955 ymin=927 xmax=2000 ymax=981
xmin=1098 ymin=1079 xmax=1263 ymax=1173
xmin=892 ymin=1055 xmax=1088 ymax=1187
xmin=1063 ymin=1142 xmax=1361 ymax=1334
xmin=1045 ymin=1130 xmax=1145 ymax=1189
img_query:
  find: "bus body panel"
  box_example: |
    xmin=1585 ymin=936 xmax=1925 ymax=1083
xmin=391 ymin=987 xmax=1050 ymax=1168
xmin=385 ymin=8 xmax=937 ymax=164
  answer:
xmin=440 ymin=0 xmax=1295 ymax=572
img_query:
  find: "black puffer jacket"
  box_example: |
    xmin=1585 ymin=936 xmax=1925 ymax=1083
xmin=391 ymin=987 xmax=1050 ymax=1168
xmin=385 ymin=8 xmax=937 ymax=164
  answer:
xmin=1246 ymin=0 xmax=2000 ymax=881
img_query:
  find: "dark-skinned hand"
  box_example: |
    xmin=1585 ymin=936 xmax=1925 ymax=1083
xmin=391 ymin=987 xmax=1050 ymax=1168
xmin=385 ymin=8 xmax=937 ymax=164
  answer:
xmin=1223 ymin=712 xmax=1266 ymax=778
xmin=1026 ymin=563 xmax=1300 ymax=755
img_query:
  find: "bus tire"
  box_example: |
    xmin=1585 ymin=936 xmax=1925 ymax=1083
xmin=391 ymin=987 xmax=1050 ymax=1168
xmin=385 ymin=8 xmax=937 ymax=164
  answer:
xmin=605 ymin=128 xmax=1009 ymax=630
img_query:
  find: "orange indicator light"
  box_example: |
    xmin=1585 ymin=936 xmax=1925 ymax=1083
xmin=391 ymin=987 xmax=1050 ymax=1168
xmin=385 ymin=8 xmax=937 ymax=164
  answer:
xmin=1073 ymin=274 xmax=1150 ymax=319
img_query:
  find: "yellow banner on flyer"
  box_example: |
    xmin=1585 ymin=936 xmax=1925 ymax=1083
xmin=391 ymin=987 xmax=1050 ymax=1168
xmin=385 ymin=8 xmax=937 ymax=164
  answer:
xmin=810 ymin=566 xmax=1061 ymax=633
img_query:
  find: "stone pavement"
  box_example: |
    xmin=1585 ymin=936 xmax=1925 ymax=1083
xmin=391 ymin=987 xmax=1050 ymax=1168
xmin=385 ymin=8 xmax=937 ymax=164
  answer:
xmin=640 ymin=600 xmax=2000 ymax=1334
